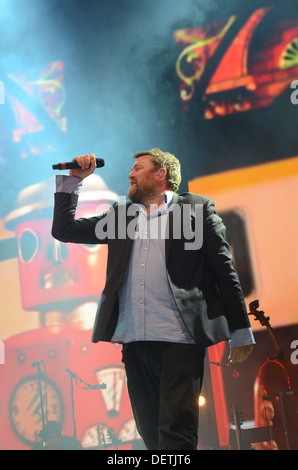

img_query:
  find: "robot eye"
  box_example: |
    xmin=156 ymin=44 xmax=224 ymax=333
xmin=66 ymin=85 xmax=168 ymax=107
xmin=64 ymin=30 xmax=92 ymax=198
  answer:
xmin=19 ymin=229 xmax=39 ymax=263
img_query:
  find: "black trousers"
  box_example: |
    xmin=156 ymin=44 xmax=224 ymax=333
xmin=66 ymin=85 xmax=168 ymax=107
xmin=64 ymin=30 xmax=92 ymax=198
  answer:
xmin=122 ymin=341 xmax=205 ymax=450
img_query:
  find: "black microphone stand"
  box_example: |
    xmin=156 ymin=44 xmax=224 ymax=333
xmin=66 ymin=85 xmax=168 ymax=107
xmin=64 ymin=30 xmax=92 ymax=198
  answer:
xmin=33 ymin=361 xmax=47 ymax=449
xmin=66 ymin=369 xmax=106 ymax=440
xmin=68 ymin=370 xmax=78 ymax=439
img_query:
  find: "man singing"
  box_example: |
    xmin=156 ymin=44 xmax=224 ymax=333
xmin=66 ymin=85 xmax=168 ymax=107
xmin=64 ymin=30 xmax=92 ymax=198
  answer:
xmin=52 ymin=149 xmax=254 ymax=450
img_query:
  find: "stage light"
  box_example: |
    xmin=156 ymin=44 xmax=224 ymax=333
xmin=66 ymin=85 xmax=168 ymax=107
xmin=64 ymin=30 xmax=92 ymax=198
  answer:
xmin=198 ymin=395 xmax=206 ymax=407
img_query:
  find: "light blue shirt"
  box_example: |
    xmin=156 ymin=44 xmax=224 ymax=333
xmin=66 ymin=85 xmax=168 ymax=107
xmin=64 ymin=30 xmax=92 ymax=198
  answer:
xmin=55 ymin=175 xmax=255 ymax=348
xmin=111 ymin=192 xmax=195 ymax=344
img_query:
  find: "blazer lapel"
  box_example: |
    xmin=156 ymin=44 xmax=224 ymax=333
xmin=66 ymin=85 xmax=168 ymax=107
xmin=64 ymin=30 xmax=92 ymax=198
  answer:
xmin=165 ymin=193 xmax=182 ymax=263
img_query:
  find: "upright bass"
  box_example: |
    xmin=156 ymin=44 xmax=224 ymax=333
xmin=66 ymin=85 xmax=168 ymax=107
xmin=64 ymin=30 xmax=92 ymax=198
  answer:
xmin=249 ymin=300 xmax=298 ymax=450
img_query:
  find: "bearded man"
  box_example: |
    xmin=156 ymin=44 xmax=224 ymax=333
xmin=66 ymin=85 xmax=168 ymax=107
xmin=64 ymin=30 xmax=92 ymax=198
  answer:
xmin=52 ymin=149 xmax=254 ymax=450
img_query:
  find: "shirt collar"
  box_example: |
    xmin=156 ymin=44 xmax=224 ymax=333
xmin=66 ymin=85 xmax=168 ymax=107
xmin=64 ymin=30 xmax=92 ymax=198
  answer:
xmin=136 ymin=191 xmax=174 ymax=219
xmin=164 ymin=191 xmax=174 ymax=207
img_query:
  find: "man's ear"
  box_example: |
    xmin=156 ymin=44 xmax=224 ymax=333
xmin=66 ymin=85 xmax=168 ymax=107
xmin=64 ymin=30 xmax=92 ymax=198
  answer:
xmin=156 ymin=168 xmax=167 ymax=178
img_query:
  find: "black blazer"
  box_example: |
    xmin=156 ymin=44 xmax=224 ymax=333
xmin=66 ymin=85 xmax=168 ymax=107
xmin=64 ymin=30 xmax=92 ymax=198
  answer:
xmin=52 ymin=191 xmax=251 ymax=347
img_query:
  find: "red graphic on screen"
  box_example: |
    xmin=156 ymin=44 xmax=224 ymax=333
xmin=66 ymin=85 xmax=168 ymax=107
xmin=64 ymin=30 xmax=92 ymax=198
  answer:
xmin=174 ymin=7 xmax=298 ymax=118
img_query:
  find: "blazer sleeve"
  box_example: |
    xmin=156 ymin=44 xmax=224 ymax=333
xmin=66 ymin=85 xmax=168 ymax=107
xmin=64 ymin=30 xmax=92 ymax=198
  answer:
xmin=51 ymin=192 xmax=110 ymax=245
xmin=202 ymin=198 xmax=251 ymax=331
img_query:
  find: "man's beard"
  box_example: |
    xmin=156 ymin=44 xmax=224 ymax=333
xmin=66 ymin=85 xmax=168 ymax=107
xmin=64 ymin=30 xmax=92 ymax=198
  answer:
xmin=127 ymin=181 xmax=156 ymax=205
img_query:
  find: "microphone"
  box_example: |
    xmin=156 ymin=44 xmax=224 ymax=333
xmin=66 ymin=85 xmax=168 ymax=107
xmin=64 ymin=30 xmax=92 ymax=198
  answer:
xmin=52 ymin=158 xmax=105 ymax=170
xmin=31 ymin=360 xmax=43 ymax=367
xmin=87 ymin=383 xmax=107 ymax=390
xmin=65 ymin=369 xmax=106 ymax=389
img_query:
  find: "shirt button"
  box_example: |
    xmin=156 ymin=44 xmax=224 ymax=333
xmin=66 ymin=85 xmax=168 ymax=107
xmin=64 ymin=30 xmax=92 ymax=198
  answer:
xmin=139 ymin=300 xmax=143 ymax=304
xmin=141 ymin=263 xmax=144 ymax=267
